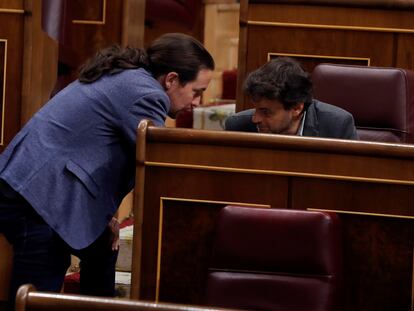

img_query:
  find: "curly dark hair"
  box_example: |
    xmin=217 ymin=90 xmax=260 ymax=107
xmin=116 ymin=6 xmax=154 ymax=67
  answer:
xmin=244 ymin=57 xmax=313 ymax=110
xmin=79 ymin=33 xmax=214 ymax=84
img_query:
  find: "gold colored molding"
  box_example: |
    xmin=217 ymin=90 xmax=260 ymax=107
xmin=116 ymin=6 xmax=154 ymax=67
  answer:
xmin=145 ymin=161 xmax=414 ymax=186
xmin=412 ymin=248 xmax=414 ymax=311
xmin=156 ymin=197 xmax=271 ymax=301
xmin=155 ymin=197 xmax=164 ymax=302
xmin=0 ymin=8 xmax=25 ymax=14
xmin=160 ymin=197 xmax=271 ymax=208
xmin=307 ymin=208 xmax=414 ymax=220
xmin=268 ymin=52 xmax=370 ymax=65
xmin=72 ymin=0 xmax=106 ymax=25
xmin=248 ymin=20 xmax=414 ymax=34
xmin=0 ymin=39 xmax=7 ymax=146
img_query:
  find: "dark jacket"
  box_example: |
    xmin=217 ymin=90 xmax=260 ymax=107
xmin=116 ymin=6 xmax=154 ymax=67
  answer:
xmin=225 ymin=99 xmax=358 ymax=140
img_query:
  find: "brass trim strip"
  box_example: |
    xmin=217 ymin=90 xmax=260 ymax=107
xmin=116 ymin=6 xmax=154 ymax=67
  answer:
xmin=248 ymin=20 xmax=414 ymax=34
xmin=145 ymin=161 xmax=414 ymax=186
xmin=411 ymin=247 xmax=414 ymax=311
xmin=160 ymin=197 xmax=271 ymax=208
xmin=0 ymin=39 xmax=7 ymax=146
xmin=411 ymin=248 xmax=414 ymax=311
xmin=268 ymin=52 xmax=371 ymax=65
xmin=72 ymin=0 xmax=106 ymax=25
xmin=307 ymin=208 xmax=414 ymax=220
xmin=155 ymin=197 xmax=271 ymax=300
xmin=155 ymin=198 xmax=164 ymax=302
xmin=0 ymin=8 xmax=25 ymax=14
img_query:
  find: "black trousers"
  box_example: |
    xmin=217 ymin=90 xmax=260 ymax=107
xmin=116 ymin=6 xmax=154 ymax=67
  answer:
xmin=0 ymin=184 xmax=118 ymax=311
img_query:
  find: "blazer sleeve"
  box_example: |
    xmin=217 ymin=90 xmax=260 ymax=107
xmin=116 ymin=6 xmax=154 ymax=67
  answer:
xmin=121 ymin=91 xmax=170 ymax=146
xmin=225 ymin=109 xmax=258 ymax=132
xmin=341 ymin=113 xmax=359 ymax=140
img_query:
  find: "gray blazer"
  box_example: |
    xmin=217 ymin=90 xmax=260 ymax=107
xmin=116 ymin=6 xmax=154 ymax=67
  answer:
xmin=225 ymin=99 xmax=358 ymax=140
xmin=0 ymin=68 xmax=170 ymax=249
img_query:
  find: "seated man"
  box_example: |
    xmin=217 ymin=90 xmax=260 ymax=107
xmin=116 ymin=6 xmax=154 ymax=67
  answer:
xmin=225 ymin=57 xmax=358 ymax=139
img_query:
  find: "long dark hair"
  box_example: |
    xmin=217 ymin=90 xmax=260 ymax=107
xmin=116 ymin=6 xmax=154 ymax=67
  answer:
xmin=79 ymin=33 xmax=214 ymax=84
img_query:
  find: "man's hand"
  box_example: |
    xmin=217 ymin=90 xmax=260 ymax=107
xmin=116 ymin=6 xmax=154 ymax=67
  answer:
xmin=108 ymin=217 xmax=120 ymax=251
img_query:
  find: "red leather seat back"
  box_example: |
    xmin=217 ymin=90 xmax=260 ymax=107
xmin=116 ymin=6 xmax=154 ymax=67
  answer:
xmin=312 ymin=64 xmax=414 ymax=143
xmin=205 ymin=206 xmax=342 ymax=311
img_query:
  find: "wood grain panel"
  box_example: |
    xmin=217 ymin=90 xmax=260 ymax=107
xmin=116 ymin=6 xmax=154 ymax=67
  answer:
xmin=65 ymin=0 xmax=122 ymax=56
xmin=122 ymin=0 xmax=146 ymax=48
xmin=250 ymin=0 xmax=414 ymax=9
xmin=294 ymin=178 xmax=414 ymax=310
xmin=0 ymin=41 xmax=5 ymax=145
xmin=145 ymin=142 xmax=414 ymax=183
xmin=159 ymin=200 xmax=225 ymax=304
xmin=139 ymin=166 xmax=289 ymax=302
xmin=159 ymin=199 xmax=268 ymax=304
xmin=71 ymin=0 xmax=105 ymax=23
xmin=51 ymin=0 xmax=126 ymax=96
xmin=132 ymin=123 xmax=414 ymax=310
xmin=395 ymin=34 xmax=414 ymax=69
xmin=292 ymin=178 xmax=414 ymax=218
xmin=239 ymin=26 xmax=396 ymax=111
xmin=237 ymin=0 xmax=414 ymax=110
xmin=339 ymin=215 xmax=413 ymax=311
xmin=0 ymin=1 xmax=24 ymax=11
xmin=248 ymin=4 xmax=414 ymax=30
xmin=247 ymin=27 xmax=394 ymax=64
xmin=0 ymin=234 xmax=12 ymax=301
xmin=21 ymin=0 xmax=58 ymax=127
xmin=268 ymin=52 xmax=369 ymax=73
xmin=0 ymin=10 xmax=24 ymax=150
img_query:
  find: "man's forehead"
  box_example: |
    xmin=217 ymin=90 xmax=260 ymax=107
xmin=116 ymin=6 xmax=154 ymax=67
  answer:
xmin=254 ymin=98 xmax=284 ymax=109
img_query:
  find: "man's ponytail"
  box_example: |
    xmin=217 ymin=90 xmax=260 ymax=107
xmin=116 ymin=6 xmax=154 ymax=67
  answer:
xmin=79 ymin=45 xmax=149 ymax=83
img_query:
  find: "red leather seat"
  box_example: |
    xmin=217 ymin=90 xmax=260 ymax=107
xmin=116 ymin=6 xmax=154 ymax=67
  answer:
xmin=205 ymin=206 xmax=342 ymax=311
xmin=312 ymin=64 xmax=414 ymax=143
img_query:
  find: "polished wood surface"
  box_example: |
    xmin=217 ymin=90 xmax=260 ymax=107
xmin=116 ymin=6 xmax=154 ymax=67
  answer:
xmin=0 ymin=0 xmax=59 ymax=149
xmin=144 ymin=0 xmax=204 ymax=48
xmin=122 ymin=0 xmax=146 ymax=48
xmin=237 ymin=0 xmax=414 ymax=110
xmin=0 ymin=0 xmax=146 ymax=146
xmin=251 ymin=0 xmax=414 ymax=9
xmin=132 ymin=121 xmax=414 ymax=310
xmin=71 ymin=0 xmax=106 ymax=22
xmin=15 ymin=284 xmax=235 ymax=311
xmin=21 ymin=0 xmax=58 ymax=126
xmin=0 ymin=0 xmax=25 ymax=150
xmin=49 ymin=0 xmax=125 ymax=93
xmin=0 ymin=235 xmax=12 ymax=301
xmin=47 ymin=0 xmax=146 ymax=96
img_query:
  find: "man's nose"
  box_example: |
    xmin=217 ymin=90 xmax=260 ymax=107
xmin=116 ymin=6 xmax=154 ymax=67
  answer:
xmin=252 ymin=111 xmax=260 ymax=124
xmin=191 ymin=96 xmax=201 ymax=108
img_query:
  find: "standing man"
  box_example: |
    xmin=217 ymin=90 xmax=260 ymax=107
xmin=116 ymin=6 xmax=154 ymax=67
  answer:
xmin=225 ymin=57 xmax=357 ymax=139
xmin=0 ymin=33 xmax=214 ymax=310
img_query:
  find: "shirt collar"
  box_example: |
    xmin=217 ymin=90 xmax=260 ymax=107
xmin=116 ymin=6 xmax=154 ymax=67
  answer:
xmin=296 ymin=111 xmax=306 ymax=136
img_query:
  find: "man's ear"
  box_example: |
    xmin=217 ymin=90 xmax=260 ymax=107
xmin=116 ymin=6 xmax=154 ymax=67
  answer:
xmin=292 ymin=102 xmax=304 ymax=118
xmin=164 ymin=72 xmax=179 ymax=90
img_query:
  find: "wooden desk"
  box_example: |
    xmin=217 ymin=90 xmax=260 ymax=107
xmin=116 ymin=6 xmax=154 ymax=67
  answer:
xmin=0 ymin=234 xmax=12 ymax=301
xmin=131 ymin=120 xmax=414 ymax=311
xmin=237 ymin=0 xmax=414 ymax=110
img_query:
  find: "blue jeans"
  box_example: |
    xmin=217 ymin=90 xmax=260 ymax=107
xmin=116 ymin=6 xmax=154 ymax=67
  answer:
xmin=0 ymin=183 xmax=118 ymax=311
